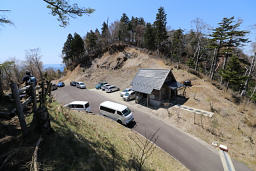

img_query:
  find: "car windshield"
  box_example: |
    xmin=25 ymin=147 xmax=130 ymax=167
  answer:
xmin=80 ymin=83 xmax=84 ymax=85
xmin=122 ymin=108 xmax=131 ymax=116
xmin=124 ymin=92 xmax=129 ymax=96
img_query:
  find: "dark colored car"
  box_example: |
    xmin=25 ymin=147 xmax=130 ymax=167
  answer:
xmin=51 ymin=84 xmax=58 ymax=91
xmin=70 ymin=81 xmax=77 ymax=86
xmin=184 ymin=80 xmax=192 ymax=87
xmin=57 ymin=81 xmax=65 ymax=87
xmin=95 ymin=82 xmax=108 ymax=89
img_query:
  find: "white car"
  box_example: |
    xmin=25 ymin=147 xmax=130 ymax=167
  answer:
xmin=101 ymin=84 xmax=111 ymax=91
xmin=99 ymin=101 xmax=134 ymax=125
xmin=123 ymin=90 xmax=136 ymax=101
xmin=76 ymin=82 xmax=86 ymax=89
xmin=106 ymin=85 xmax=120 ymax=93
xmin=120 ymin=88 xmax=132 ymax=97
xmin=64 ymin=101 xmax=91 ymax=112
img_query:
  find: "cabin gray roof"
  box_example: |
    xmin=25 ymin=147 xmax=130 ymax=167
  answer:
xmin=131 ymin=69 xmax=171 ymax=94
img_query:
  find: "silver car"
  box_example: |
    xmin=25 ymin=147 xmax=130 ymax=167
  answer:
xmin=101 ymin=84 xmax=111 ymax=91
xmin=123 ymin=90 xmax=136 ymax=101
xmin=120 ymin=88 xmax=132 ymax=97
xmin=76 ymin=82 xmax=86 ymax=89
xmin=106 ymin=85 xmax=120 ymax=93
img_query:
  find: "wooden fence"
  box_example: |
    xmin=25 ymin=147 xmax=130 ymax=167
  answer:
xmin=10 ymin=81 xmax=52 ymax=135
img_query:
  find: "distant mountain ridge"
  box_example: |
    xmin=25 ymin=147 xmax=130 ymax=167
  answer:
xmin=43 ymin=64 xmax=65 ymax=72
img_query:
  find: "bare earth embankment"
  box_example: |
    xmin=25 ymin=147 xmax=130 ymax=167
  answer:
xmin=60 ymin=47 xmax=256 ymax=170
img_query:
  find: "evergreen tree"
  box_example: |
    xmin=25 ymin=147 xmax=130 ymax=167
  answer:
xmin=62 ymin=33 xmax=74 ymax=65
xmin=71 ymin=33 xmax=84 ymax=62
xmin=119 ymin=13 xmax=130 ymax=42
xmin=220 ymin=55 xmax=246 ymax=90
xmin=144 ymin=23 xmax=156 ymax=50
xmin=154 ymin=7 xmax=168 ymax=50
xmin=209 ymin=16 xmax=249 ymax=80
xmin=101 ymin=21 xmax=110 ymax=47
xmin=85 ymin=30 xmax=97 ymax=50
xmin=170 ymin=29 xmax=184 ymax=62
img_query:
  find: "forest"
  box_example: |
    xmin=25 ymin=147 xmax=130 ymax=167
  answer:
xmin=61 ymin=7 xmax=256 ymax=102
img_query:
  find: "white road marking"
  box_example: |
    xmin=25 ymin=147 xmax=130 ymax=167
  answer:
xmin=219 ymin=150 xmax=236 ymax=171
xmin=173 ymin=105 xmax=214 ymax=117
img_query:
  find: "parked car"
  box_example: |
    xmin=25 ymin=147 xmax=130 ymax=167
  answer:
xmin=76 ymin=82 xmax=86 ymax=89
xmin=57 ymin=81 xmax=65 ymax=87
xmin=51 ymin=84 xmax=58 ymax=91
xmin=95 ymin=82 xmax=108 ymax=89
xmin=106 ymin=85 xmax=120 ymax=93
xmin=184 ymin=80 xmax=192 ymax=87
xmin=101 ymin=84 xmax=111 ymax=91
xmin=70 ymin=81 xmax=77 ymax=86
xmin=120 ymin=88 xmax=132 ymax=97
xmin=123 ymin=90 xmax=136 ymax=101
xmin=99 ymin=101 xmax=134 ymax=125
xmin=64 ymin=101 xmax=91 ymax=113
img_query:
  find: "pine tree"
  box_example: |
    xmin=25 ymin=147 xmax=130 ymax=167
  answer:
xmin=62 ymin=33 xmax=74 ymax=65
xmin=144 ymin=23 xmax=156 ymax=50
xmin=209 ymin=16 xmax=249 ymax=80
xmin=170 ymin=29 xmax=184 ymax=62
xmin=220 ymin=55 xmax=246 ymax=90
xmin=154 ymin=7 xmax=168 ymax=50
xmin=119 ymin=13 xmax=130 ymax=42
xmin=71 ymin=33 xmax=84 ymax=63
xmin=85 ymin=30 xmax=97 ymax=51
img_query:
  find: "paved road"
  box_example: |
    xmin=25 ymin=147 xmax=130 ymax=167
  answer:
xmin=53 ymin=86 xmax=251 ymax=171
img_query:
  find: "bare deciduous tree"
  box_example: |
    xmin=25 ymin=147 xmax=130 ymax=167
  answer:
xmin=129 ymin=128 xmax=159 ymax=171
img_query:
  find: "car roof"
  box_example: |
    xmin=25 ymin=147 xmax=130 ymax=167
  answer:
xmin=69 ymin=101 xmax=89 ymax=105
xmin=77 ymin=82 xmax=84 ymax=84
xmin=100 ymin=101 xmax=127 ymax=111
xmin=125 ymin=90 xmax=135 ymax=94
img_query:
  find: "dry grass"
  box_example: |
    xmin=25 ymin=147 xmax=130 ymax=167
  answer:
xmin=42 ymin=102 xmax=188 ymax=171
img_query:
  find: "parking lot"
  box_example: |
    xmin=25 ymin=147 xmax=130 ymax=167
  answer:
xmin=52 ymin=85 xmax=250 ymax=171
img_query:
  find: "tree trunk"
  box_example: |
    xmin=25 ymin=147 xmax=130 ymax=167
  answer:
xmin=241 ymin=56 xmax=256 ymax=96
xmin=220 ymin=53 xmax=229 ymax=84
xmin=0 ymin=70 xmax=4 ymax=97
xmin=194 ymin=42 xmax=201 ymax=71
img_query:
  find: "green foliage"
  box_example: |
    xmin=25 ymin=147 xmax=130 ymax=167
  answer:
xmin=170 ymin=29 xmax=184 ymax=61
xmin=62 ymin=33 xmax=84 ymax=68
xmin=119 ymin=13 xmax=130 ymax=42
xmin=154 ymin=7 xmax=168 ymax=49
xmin=43 ymin=0 xmax=94 ymax=27
xmin=85 ymin=30 xmax=97 ymax=50
xmin=144 ymin=23 xmax=156 ymax=50
xmin=72 ymin=33 xmax=84 ymax=58
xmin=62 ymin=33 xmax=73 ymax=63
xmin=220 ymin=55 xmax=246 ymax=90
xmin=210 ymin=16 xmax=249 ymax=57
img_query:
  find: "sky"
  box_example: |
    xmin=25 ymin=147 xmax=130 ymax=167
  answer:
xmin=0 ymin=0 xmax=256 ymax=64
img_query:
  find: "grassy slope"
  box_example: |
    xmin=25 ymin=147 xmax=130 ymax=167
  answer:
xmin=39 ymin=102 xmax=187 ymax=171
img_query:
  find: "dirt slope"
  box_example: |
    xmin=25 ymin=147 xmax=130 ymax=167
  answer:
xmin=61 ymin=47 xmax=256 ymax=170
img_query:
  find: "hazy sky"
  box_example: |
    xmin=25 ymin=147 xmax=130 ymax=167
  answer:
xmin=1 ymin=0 xmax=256 ymax=64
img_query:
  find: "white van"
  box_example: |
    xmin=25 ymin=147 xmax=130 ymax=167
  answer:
xmin=99 ymin=101 xmax=134 ymax=125
xmin=64 ymin=101 xmax=91 ymax=113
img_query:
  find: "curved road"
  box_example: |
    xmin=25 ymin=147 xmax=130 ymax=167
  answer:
xmin=53 ymin=86 xmax=251 ymax=171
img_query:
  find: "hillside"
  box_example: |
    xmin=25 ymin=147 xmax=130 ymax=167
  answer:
xmin=60 ymin=47 xmax=256 ymax=170
xmin=41 ymin=101 xmax=188 ymax=171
